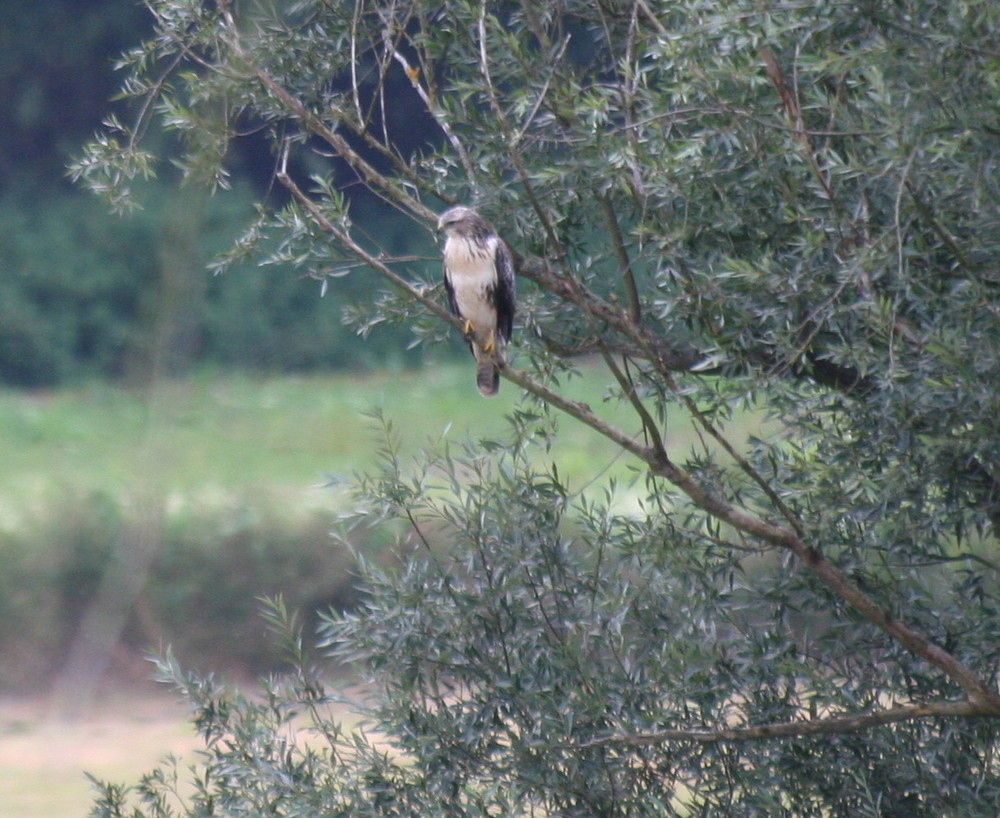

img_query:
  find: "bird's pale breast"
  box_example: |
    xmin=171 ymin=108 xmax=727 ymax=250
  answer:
xmin=445 ymin=235 xmax=499 ymax=335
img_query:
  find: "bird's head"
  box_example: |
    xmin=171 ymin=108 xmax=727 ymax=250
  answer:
xmin=437 ymin=205 xmax=482 ymax=237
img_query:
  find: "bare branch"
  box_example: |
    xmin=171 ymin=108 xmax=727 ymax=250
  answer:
xmin=759 ymin=45 xmax=847 ymax=240
xmin=256 ymin=67 xmax=436 ymax=223
xmin=214 ymin=5 xmax=440 ymax=221
xmin=383 ymin=35 xmax=478 ymax=192
xmin=348 ymin=0 xmax=366 ymax=125
xmin=515 ymin=253 xmax=706 ymax=372
xmin=598 ymin=350 xmax=667 ymax=460
xmin=582 ymin=700 xmax=993 ymax=747
xmin=600 ymin=194 xmax=642 ymax=325
xmin=276 ymin=168 xmax=445 ymax=319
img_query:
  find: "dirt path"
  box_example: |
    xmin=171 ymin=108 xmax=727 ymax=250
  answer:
xmin=0 ymin=693 xmax=201 ymax=818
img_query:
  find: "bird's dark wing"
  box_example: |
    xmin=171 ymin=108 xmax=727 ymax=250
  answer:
xmin=443 ymin=264 xmax=460 ymax=317
xmin=493 ymin=239 xmax=516 ymax=343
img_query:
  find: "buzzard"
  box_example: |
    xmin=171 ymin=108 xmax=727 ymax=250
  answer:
xmin=438 ymin=206 xmax=516 ymax=397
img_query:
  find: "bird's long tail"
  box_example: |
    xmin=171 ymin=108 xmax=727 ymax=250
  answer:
xmin=476 ymin=358 xmax=500 ymax=397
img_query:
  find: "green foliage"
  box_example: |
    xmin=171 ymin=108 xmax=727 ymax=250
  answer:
xmin=86 ymin=439 xmax=1000 ymax=816
xmin=78 ymin=0 xmax=1000 ymax=815
xmin=0 ymin=488 xmax=358 ymax=690
xmin=0 ymin=188 xmax=149 ymax=385
xmin=0 ymin=183 xmax=425 ymax=385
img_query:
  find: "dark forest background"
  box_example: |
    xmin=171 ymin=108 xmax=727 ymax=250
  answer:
xmin=0 ymin=0 xmax=436 ymax=388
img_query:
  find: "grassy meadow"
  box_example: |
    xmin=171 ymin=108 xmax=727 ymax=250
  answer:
xmin=0 ymin=361 xmax=772 ymax=525
xmin=0 ymin=362 xmax=642 ymax=518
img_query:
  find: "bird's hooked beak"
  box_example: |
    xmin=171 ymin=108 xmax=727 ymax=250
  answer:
xmin=435 ymin=217 xmax=453 ymax=245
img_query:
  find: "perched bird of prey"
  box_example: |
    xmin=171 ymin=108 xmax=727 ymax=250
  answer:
xmin=438 ymin=206 xmax=516 ymax=397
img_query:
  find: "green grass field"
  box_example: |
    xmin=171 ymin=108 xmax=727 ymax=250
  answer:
xmin=0 ymin=362 xmax=770 ymax=520
xmin=0 ymin=363 xmax=658 ymax=525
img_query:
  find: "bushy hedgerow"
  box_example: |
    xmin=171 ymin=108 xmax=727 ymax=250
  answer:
xmin=0 ymin=490 xmax=368 ymax=691
xmin=0 ymin=182 xmax=427 ymax=386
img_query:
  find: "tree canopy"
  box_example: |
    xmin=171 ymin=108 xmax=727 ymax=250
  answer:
xmin=80 ymin=0 xmax=1000 ymax=815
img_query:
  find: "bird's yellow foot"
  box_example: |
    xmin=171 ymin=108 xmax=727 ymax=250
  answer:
xmin=483 ymin=336 xmax=497 ymax=355
xmin=462 ymin=319 xmax=475 ymax=337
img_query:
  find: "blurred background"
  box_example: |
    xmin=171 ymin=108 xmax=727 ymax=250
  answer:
xmin=0 ymin=4 xmax=635 ymax=813
xmin=0 ymin=3 xmax=488 ymax=814
xmin=0 ymin=0 xmax=418 ymax=702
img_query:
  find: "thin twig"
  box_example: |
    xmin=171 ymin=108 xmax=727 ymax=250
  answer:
xmin=759 ymin=44 xmax=849 ymax=244
xmin=477 ymin=1 xmax=568 ymax=269
xmin=386 ymin=41 xmax=478 ymax=192
xmin=600 ymin=350 xmax=666 ymax=459
xmin=634 ymin=0 xmax=668 ymax=36
xmin=600 ymin=194 xmax=642 ymax=324
xmin=257 ymin=67 xmax=436 ymax=222
xmin=514 ymin=34 xmax=571 ymax=144
xmin=905 ymin=180 xmax=972 ymax=273
xmin=349 ymin=0 xmax=365 ymax=125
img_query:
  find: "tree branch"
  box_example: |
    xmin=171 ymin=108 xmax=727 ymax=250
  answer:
xmin=518 ymin=320 xmax=1000 ymax=712
xmin=582 ymin=700 xmax=990 ymax=747
xmin=275 ymin=167 xmax=447 ymax=320
xmin=640 ymin=456 xmax=1000 ymax=712
xmin=759 ymin=45 xmax=838 ymax=210
xmin=516 ymin=233 xmax=998 ymax=710
xmin=265 ymin=5 xmax=1000 ymax=717
xmin=477 ymin=2 xmax=570 ymax=271
xmin=515 ymin=250 xmax=999 ymax=697
xmin=380 ymin=23 xmax=479 ymax=193
xmin=599 ymin=194 xmax=642 ymax=325
xmin=256 ymin=67 xmax=437 ymax=223
xmin=905 ymin=179 xmax=973 ymax=274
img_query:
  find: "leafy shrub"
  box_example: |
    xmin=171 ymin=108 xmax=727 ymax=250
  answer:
xmin=0 ymin=490 xmax=365 ymax=691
